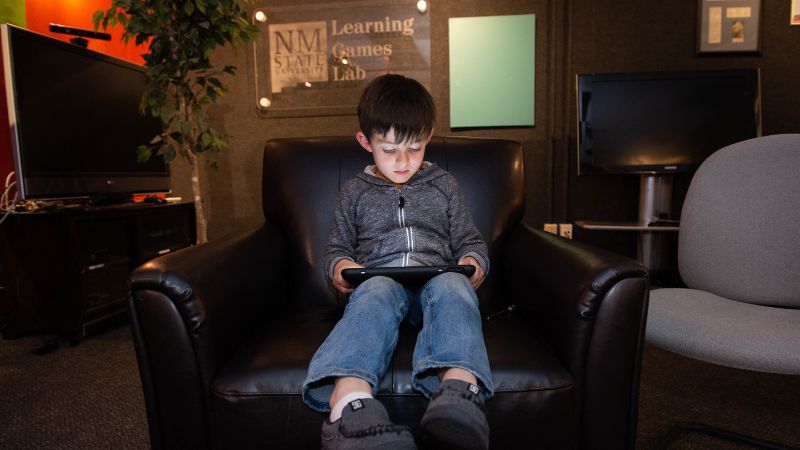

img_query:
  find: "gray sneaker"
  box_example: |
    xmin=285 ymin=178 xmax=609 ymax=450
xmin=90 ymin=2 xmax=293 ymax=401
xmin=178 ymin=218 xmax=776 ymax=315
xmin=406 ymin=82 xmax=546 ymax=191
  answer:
xmin=420 ymin=379 xmax=489 ymax=450
xmin=321 ymin=398 xmax=417 ymax=450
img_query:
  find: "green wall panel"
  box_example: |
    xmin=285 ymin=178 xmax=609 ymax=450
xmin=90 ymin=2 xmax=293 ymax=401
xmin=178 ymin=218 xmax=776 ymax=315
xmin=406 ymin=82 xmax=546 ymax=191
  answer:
xmin=449 ymin=14 xmax=535 ymax=128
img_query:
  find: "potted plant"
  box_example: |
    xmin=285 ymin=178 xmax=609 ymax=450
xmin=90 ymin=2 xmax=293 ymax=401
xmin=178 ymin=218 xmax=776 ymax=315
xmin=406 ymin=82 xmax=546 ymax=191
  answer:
xmin=94 ymin=0 xmax=259 ymax=244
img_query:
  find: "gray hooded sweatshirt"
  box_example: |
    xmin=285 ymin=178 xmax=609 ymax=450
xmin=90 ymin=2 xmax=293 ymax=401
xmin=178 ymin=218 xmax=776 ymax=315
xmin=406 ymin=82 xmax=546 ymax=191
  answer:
xmin=325 ymin=162 xmax=490 ymax=284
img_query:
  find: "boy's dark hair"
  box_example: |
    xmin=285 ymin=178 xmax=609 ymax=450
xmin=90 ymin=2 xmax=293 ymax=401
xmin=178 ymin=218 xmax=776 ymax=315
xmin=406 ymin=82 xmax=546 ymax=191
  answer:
xmin=357 ymin=74 xmax=435 ymax=143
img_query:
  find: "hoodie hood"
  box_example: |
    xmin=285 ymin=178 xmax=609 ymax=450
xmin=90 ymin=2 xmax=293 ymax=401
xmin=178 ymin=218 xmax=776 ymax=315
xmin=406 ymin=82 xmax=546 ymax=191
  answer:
xmin=356 ymin=161 xmax=446 ymax=187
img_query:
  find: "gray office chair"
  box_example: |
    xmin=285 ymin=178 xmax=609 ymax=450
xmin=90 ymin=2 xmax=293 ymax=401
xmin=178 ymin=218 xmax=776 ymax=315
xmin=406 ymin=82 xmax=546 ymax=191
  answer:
xmin=646 ymin=134 xmax=800 ymax=449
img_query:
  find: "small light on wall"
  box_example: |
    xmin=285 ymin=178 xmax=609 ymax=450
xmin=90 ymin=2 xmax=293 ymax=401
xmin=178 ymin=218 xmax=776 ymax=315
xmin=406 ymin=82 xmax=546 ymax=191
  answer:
xmin=417 ymin=0 xmax=428 ymax=14
xmin=259 ymin=97 xmax=271 ymax=108
xmin=341 ymin=57 xmax=349 ymax=65
xmin=304 ymin=81 xmax=312 ymax=88
xmin=254 ymin=10 xmax=268 ymax=23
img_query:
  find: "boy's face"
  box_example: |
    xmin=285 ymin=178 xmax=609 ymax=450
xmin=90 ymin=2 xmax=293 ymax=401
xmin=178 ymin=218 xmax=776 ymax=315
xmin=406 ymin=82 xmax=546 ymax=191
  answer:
xmin=356 ymin=128 xmax=431 ymax=185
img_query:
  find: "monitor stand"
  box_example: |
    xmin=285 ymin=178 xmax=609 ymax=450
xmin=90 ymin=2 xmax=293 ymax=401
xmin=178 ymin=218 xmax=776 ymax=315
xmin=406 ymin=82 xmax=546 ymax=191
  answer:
xmin=638 ymin=174 xmax=675 ymax=269
xmin=575 ymin=173 xmax=680 ymax=270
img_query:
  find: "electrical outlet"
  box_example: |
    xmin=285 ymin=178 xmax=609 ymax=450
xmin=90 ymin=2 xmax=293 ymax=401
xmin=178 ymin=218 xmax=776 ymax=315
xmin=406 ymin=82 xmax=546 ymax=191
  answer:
xmin=558 ymin=223 xmax=573 ymax=239
xmin=543 ymin=223 xmax=558 ymax=235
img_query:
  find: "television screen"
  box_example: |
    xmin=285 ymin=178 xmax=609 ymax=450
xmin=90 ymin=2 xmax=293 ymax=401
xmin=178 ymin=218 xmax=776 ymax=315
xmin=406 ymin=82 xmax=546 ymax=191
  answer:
xmin=2 ymin=24 xmax=169 ymax=200
xmin=577 ymin=69 xmax=760 ymax=175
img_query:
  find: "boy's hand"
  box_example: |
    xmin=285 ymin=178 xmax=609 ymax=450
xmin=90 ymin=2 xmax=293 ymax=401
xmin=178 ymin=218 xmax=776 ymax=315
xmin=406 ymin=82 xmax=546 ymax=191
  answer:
xmin=458 ymin=256 xmax=485 ymax=290
xmin=333 ymin=259 xmax=362 ymax=295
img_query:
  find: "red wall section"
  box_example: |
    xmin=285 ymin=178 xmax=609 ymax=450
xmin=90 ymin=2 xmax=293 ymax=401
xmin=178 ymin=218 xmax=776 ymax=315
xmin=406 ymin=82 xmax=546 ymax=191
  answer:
xmin=24 ymin=0 xmax=146 ymax=65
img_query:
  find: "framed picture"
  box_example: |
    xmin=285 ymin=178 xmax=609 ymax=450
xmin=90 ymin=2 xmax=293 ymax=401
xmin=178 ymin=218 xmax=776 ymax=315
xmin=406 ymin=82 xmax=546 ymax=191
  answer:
xmin=792 ymin=0 xmax=800 ymax=25
xmin=697 ymin=0 xmax=762 ymax=54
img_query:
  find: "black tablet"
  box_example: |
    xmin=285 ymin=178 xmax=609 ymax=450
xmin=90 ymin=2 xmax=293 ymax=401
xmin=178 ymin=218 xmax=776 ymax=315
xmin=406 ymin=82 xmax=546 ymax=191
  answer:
xmin=341 ymin=265 xmax=476 ymax=285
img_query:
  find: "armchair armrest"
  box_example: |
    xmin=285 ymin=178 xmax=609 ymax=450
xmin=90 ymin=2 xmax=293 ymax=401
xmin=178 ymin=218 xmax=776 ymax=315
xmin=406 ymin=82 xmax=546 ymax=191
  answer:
xmin=129 ymin=221 xmax=288 ymax=450
xmin=502 ymin=223 xmax=649 ymax=449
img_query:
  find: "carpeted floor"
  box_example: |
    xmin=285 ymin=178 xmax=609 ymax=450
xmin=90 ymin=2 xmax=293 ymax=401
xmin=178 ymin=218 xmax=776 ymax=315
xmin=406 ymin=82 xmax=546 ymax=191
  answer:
xmin=0 ymin=323 xmax=798 ymax=449
xmin=636 ymin=345 xmax=800 ymax=449
xmin=0 ymin=326 xmax=148 ymax=450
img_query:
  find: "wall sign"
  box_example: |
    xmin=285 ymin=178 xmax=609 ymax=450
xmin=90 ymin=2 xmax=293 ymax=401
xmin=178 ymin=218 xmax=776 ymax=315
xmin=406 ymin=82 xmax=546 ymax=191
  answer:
xmin=252 ymin=0 xmax=431 ymax=117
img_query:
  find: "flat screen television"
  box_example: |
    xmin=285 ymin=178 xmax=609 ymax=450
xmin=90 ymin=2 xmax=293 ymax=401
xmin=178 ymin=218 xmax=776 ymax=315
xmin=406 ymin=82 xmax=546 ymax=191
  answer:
xmin=577 ymin=69 xmax=761 ymax=175
xmin=1 ymin=24 xmax=168 ymax=201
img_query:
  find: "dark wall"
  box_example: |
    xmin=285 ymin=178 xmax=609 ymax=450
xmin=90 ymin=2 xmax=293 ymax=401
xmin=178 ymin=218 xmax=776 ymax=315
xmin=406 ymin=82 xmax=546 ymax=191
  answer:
xmin=182 ymin=0 xmax=800 ymax=259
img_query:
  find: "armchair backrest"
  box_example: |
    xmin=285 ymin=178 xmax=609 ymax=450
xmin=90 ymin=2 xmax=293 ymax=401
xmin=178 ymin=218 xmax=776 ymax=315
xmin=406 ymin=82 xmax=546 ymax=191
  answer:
xmin=262 ymin=136 xmax=525 ymax=308
xmin=678 ymin=134 xmax=800 ymax=307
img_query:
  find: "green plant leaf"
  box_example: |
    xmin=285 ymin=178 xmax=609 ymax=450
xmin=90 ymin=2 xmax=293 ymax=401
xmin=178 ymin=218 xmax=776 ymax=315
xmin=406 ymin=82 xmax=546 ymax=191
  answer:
xmin=116 ymin=11 xmax=129 ymax=27
xmin=169 ymin=131 xmax=184 ymax=143
xmin=206 ymin=86 xmax=218 ymax=101
xmin=136 ymin=145 xmax=152 ymax=163
xmin=92 ymin=10 xmax=105 ymax=31
xmin=199 ymin=132 xmax=212 ymax=147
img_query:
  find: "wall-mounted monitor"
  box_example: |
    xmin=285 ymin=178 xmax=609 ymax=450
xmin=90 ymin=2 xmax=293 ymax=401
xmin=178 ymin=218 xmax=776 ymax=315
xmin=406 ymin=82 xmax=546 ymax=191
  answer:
xmin=577 ymin=69 xmax=761 ymax=175
xmin=1 ymin=24 xmax=168 ymax=201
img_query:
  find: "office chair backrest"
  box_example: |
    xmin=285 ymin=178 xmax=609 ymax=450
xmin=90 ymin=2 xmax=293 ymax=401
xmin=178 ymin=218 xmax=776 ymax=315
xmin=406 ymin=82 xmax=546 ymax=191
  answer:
xmin=262 ymin=136 xmax=525 ymax=307
xmin=678 ymin=134 xmax=800 ymax=308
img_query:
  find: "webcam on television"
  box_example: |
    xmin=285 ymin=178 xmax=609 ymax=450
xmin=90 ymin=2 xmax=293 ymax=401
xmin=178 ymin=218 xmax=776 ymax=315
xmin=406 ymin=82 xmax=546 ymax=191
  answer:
xmin=48 ymin=23 xmax=111 ymax=48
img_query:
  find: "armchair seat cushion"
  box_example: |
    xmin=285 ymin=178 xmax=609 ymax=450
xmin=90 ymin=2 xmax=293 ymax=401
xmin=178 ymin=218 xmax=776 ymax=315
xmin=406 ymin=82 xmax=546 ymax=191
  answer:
xmin=213 ymin=308 xmax=574 ymax=397
xmin=210 ymin=307 xmax=577 ymax=448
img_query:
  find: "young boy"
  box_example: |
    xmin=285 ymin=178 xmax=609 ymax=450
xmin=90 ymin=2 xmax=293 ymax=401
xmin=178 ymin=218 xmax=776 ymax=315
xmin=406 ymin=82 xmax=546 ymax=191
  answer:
xmin=302 ymin=74 xmax=493 ymax=450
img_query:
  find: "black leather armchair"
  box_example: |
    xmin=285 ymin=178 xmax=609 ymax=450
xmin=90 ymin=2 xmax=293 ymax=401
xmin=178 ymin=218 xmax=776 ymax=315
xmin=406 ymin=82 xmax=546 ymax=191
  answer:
xmin=129 ymin=136 xmax=649 ymax=449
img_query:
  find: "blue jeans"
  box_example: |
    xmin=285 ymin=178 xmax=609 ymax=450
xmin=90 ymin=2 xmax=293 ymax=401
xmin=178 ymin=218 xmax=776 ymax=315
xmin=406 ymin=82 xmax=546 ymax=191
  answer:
xmin=302 ymin=272 xmax=494 ymax=412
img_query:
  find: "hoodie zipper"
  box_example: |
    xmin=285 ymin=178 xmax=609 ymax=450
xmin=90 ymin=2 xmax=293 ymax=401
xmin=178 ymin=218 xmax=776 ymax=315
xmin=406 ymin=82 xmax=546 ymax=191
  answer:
xmin=397 ymin=190 xmax=413 ymax=266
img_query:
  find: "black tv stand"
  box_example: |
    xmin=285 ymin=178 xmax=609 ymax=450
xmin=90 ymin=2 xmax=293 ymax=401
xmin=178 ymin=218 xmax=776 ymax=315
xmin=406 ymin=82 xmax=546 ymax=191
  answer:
xmin=0 ymin=202 xmax=195 ymax=340
xmin=88 ymin=193 xmax=134 ymax=207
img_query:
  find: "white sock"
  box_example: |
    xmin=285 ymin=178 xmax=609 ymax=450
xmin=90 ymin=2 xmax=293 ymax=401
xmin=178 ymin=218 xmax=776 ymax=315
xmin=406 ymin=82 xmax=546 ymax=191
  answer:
xmin=329 ymin=391 xmax=373 ymax=422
